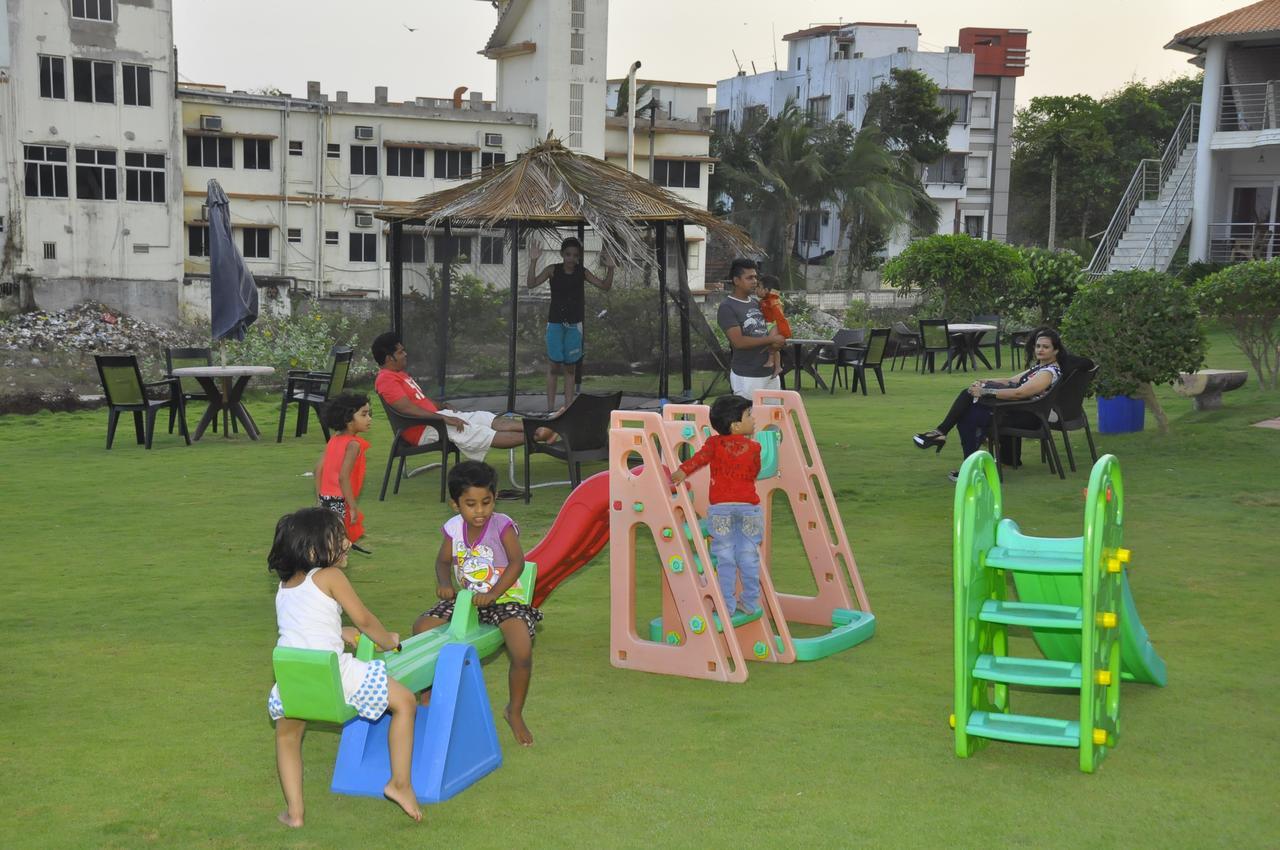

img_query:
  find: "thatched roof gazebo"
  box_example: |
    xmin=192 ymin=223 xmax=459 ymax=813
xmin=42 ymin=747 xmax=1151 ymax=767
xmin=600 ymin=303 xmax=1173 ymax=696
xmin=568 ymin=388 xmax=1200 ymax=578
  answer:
xmin=377 ymin=138 xmax=760 ymax=412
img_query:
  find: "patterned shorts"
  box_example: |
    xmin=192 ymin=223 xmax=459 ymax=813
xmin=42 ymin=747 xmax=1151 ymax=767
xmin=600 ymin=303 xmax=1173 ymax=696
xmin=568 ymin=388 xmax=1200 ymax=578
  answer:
xmin=267 ymin=658 xmax=389 ymax=722
xmin=420 ymin=599 xmax=543 ymax=639
xmin=319 ymin=496 xmax=346 ymax=516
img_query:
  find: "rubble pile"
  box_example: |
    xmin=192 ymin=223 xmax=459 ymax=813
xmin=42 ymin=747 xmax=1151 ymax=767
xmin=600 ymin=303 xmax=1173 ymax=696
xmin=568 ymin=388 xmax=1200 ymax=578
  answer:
xmin=0 ymin=303 xmax=201 ymax=354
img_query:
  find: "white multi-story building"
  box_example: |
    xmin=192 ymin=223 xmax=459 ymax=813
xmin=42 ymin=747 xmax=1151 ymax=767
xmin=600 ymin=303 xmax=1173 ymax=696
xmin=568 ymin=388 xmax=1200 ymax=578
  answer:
xmin=0 ymin=0 xmax=714 ymax=322
xmin=1 ymin=0 xmax=182 ymax=322
xmin=715 ymin=22 xmax=1027 ymax=260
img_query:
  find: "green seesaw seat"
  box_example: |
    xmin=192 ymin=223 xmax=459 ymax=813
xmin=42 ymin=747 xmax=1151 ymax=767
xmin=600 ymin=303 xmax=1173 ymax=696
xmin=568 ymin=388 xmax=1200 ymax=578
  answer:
xmin=271 ymin=563 xmax=537 ymax=720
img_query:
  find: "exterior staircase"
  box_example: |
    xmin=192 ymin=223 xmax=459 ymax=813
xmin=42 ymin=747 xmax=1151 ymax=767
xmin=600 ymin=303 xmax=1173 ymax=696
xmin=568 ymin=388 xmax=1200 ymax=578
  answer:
xmin=1088 ymin=104 xmax=1200 ymax=276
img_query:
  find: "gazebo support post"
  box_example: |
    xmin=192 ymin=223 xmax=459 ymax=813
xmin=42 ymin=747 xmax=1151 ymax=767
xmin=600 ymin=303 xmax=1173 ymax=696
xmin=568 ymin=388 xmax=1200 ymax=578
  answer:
xmin=655 ymin=223 xmax=669 ymax=401
xmin=389 ymin=220 xmax=404 ymax=338
xmin=438 ymin=222 xmax=453 ymax=400
xmin=576 ymin=221 xmax=586 ymax=394
xmin=675 ymin=220 xmax=692 ymax=397
xmin=507 ymin=221 xmax=520 ymax=414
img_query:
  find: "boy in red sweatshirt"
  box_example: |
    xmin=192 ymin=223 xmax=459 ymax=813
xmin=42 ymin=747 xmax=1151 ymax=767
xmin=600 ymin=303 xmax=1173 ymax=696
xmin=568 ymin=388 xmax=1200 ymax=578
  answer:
xmin=670 ymin=395 xmax=762 ymax=615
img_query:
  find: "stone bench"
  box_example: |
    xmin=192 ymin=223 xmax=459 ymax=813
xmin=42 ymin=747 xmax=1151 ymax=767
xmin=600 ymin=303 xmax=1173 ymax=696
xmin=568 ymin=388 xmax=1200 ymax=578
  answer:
xmin=1174 ymin=369 xmax=1248 ymax=411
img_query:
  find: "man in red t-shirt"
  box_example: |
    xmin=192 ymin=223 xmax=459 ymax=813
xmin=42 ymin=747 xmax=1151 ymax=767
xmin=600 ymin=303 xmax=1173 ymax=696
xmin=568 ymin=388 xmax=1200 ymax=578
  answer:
xmin=372 ymin=332 xmax=554 ymax=460
xmin=669 ymin=394 xmax=763 ymax=616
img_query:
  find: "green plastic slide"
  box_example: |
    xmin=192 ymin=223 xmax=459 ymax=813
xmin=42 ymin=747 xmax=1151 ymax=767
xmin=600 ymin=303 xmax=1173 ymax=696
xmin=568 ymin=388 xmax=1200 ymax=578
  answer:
xmin=998 ymin=520 xmax=1167 ymax=687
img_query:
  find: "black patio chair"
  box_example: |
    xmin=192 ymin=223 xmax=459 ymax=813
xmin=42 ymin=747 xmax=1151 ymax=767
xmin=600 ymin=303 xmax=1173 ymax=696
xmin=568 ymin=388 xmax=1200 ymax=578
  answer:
xmin=888 ymin=321 xmax=920 ymax=371
xmin=816 ymin=328 xmax=865 ymax=390
xmin=1007 ymin=329 xmax=1034 ymax=370
xmin=843 ymin=327 xmax=891 ymax=395
xmin=918 ymin=319 xmax=965 ymax=373
xmin=520 ymin=391 xmax=623 ymax=503
xmin=164 ymin=346 xmax=217 ymax=435
xmin=376 ymin=395 xmax=459 ymax=503
xmin=94 ymin=354 xmax=190 ymax=449
xmin=972 ymin=314 xmax=1003 ymax=369
xmin=1047 ymin=361 xmax=1100 ymax=473
xmin=276 ymin=348 xmax=354 ymax=442
xmin=982 ymin=365 xmax=1082 ymax=480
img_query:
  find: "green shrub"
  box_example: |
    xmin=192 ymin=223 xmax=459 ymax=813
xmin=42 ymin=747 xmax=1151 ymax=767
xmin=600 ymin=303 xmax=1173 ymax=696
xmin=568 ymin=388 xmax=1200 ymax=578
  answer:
xmin=1019 ymin=247 xmax=1085 ymax=328
xmin=1062 ymin=269 xmax=1204 ymax=432
xmin=222 ymin=310 xmax=367 ymax=385
xmin=1194 ymin=260 xmax=1280 ymax=390
xmin=882 ymin=234 xmax=1031 ymax=319
xmin=843 ymin=300 xmax=871 ymax=329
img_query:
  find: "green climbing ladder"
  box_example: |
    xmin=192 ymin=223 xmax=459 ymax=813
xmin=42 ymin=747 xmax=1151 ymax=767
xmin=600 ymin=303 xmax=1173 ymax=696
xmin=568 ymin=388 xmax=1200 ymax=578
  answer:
xmin=952 ymin=451 xmax=1129 ymax=773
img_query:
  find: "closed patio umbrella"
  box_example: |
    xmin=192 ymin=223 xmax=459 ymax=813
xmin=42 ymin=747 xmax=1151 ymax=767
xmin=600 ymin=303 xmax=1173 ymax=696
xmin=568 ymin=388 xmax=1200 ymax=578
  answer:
xmin=207 ymin=179 xmax=258 ymax=343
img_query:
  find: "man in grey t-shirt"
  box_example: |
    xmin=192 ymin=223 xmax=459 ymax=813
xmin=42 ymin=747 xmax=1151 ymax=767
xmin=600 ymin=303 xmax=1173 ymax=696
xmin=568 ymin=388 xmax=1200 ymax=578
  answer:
xmin=717 ymin=258 xmax=785 ymax=399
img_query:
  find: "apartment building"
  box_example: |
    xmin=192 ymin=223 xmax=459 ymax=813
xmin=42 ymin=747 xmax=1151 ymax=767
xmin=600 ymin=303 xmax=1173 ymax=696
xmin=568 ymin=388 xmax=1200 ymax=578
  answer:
xmin=715 ymin=21 xmax=1027 ymax=259
xmin=1 ymin=0 xmax=182 ymax=321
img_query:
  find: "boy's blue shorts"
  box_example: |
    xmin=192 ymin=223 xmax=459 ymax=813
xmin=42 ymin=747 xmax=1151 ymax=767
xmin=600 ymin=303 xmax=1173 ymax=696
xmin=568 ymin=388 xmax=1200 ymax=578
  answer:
xmin=545 ymin=322 xmax=584 ymax=364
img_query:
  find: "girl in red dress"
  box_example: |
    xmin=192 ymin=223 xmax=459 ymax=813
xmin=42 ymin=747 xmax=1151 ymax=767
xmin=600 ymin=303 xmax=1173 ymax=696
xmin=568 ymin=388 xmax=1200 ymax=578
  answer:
xmin=315 ymin=393 xmax=372 ymax=553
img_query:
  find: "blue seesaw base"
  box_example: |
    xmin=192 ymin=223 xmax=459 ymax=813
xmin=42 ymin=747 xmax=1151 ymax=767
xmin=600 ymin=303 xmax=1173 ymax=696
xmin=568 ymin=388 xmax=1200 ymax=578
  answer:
xmin=330 ymin=642 xmax=502 ymax=804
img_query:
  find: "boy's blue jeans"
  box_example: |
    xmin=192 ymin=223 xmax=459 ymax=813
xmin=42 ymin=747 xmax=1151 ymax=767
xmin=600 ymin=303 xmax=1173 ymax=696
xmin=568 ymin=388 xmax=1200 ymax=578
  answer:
xmin=706 ymin=503 xmax=763 ymax=614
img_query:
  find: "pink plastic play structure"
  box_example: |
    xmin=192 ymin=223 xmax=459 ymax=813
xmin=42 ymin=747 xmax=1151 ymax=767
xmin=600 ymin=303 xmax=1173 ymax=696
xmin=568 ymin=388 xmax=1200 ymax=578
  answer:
xmin=608 ymin=389 xmax=875 ymax=682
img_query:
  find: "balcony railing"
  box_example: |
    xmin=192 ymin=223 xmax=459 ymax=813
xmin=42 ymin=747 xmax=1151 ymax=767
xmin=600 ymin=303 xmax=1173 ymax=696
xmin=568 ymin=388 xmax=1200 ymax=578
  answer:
xmin=1208 ymin=221 xmax=1279 ymax=264
xmin=1218 ymin=82 xmax=1280 ymax=131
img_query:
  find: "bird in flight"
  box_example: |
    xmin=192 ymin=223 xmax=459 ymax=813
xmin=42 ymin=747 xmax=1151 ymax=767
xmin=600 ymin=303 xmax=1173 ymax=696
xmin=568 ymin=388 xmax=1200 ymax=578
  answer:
xmin=403 ymin=23 xmax=418 ymax=33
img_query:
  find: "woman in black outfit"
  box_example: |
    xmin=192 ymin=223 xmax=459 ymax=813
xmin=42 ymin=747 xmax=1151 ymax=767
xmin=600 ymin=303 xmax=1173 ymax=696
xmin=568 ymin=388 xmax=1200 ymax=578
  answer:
xmin=913 ymin=328 xmax=1071 ymax=481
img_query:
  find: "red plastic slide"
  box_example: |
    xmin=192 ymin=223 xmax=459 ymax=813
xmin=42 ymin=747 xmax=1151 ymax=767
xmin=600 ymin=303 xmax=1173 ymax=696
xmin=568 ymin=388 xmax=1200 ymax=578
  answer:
xmin=526 ymin=470 xmax=612 ymax=606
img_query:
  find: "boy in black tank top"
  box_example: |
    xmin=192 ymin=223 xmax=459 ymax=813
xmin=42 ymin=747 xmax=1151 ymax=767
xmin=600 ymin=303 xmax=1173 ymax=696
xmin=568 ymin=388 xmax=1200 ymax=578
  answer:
xmin=527 ymin=236 xmax=615 ymax=411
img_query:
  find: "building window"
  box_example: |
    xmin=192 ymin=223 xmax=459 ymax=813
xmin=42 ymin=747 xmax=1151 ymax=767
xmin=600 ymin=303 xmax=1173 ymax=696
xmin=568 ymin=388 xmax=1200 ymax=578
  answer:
xmin=23 ymin=145 xmax=69 ymax=198
xmin=800 ymin=210 xmax=822 ymax=243
xmin=924 ymin=153 xmax=966 ymax=185
xmin=288 ymin=140 xmax=303 ymax=156
xmin=570 ymin=31 xmax=585 ymax=66
xmin=72 ymin=58 xmax=114 ymax=104
xmin=796 ymin=57 xmax=802 ymax=71
xmin=243 ymin=138 xmax=271 ymax=170
xmin=938 ymin=92 xmax=969 ymax=124
xmin=75 ymin=148 xmax=117 ymax=200
xmin=806 ymin=96 xmax=831 ymax=124
xmin=744 ymin=105 xmax=767 ymax=129
xmin=568 ymin=83 xmax=584 ymax=148
xmin=387 ymin=146 xmax=425 ymax=177
xmin=390 ymin=232 xmax=426 ymax=263
xmin=44 ymin=242 xmax=58 ymax=260
xmin=433 ymin=149 xmax=472 ymax=179
xmin=122 ymin=64 xmax=151 ymax=107
xmin=432 ymin=235 xmax=471 ymax=263
xmin=72 ymin=0 xmax=112 ymax=21
xmin=971 ymin=94 xmax=993 ymax=129
xmin=325 ymin=230 xmax=340 ymax=246
xmin=188 ymin=225 xmax=209 ymax=257
xmin=326 ymin=143 xmax=341 ymax=159
xmin=686 ymin=241 xmax=701 ymax=270
xmin=187 ymin=135 xmax=233 ymax=168
xmin=712 ymin=110 xmax=729 ymax=135
xmin=480 ymin=151 xmax=506 ymax=170
xmin=351 ymin=145 xmax=378 ymax=176
xmin=570 ymin=0 xmax=585 ymax=28
xmin=243 ymin=228 xmax=270 ymax=259
xmin=480 ymin=235 xmax=505 ymax=265
xmin=349 ymin=232 xmax=376 ymax=263
xmin=846 ymin=94 xmax=857 ymax=112
xmin=963 ymin=215 xmax=986 ymax=239
xmin=653 ymin=159 xmax=700 ymax=189
xmin=39 ymin=55 xmax=66 ymax=100
xmin=287 ymin=228 xmax=302 ymax=244
xmin=967 ymin=155 xmax=989 ymax=181
xmin=124 ymin=152 xmax=165 ymax=202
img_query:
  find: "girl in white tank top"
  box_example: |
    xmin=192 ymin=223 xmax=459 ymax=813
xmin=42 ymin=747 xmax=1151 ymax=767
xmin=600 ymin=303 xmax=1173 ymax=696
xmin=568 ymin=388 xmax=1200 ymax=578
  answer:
xmin=266 ymin=508 xmax=422 ymax=827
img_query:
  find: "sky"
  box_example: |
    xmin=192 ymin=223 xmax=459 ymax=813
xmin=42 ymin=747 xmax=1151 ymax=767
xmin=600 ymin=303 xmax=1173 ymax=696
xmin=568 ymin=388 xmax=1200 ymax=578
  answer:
xmin=172 ymin=0 xmax=1234 ymax=110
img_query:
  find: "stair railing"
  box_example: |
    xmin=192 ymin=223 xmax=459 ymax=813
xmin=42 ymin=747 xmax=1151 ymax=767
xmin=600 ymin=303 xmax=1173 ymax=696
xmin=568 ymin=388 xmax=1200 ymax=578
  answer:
xmin=1133 ymin=165 xmax=1195 ymax=270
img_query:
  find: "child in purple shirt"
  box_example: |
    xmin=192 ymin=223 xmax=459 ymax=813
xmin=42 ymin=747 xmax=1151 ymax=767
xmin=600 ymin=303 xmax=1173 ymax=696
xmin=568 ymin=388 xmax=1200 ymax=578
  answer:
xmin=412 ymin=461 xmax=542 ymax=745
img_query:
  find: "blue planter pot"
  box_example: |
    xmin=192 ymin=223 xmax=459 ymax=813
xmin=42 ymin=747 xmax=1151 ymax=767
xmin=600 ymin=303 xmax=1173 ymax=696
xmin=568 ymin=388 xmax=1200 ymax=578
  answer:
xmin=1097 ymin=395 xmax=1145 ymax=434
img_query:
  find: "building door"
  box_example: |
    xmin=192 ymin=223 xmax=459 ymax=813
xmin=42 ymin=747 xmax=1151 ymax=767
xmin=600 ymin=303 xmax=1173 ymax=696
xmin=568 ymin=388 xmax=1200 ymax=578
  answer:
xmin=1229 ymin=186 xmax=1277 ymax=260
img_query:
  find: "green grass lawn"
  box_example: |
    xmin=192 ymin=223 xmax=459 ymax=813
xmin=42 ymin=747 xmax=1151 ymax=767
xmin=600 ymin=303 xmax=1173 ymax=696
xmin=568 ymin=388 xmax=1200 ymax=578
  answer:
xmin=2 ymin=330 xmax=1277 ymax=849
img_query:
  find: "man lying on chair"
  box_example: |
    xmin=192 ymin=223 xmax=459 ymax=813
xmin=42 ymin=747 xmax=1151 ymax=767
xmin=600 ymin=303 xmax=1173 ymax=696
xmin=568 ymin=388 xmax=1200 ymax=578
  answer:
xmin=370 ymin=332 xmax=556 ymax=460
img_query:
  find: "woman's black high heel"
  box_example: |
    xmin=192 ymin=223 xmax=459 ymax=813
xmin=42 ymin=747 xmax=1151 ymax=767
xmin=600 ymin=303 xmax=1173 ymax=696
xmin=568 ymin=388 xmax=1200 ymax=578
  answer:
xmin=913 ymin=431 xmax=946 ymax=453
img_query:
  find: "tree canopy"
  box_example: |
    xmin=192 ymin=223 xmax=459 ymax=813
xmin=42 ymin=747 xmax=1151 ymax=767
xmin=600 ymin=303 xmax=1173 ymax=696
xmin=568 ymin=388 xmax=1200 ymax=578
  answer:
xmin=862 ymin=68 xmax=957 ymax=164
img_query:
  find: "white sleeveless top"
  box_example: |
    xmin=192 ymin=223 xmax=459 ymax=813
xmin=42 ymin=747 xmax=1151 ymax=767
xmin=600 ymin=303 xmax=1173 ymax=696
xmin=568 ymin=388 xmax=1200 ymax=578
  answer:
xmin=275 ymin=568 xmax=367 ymax=695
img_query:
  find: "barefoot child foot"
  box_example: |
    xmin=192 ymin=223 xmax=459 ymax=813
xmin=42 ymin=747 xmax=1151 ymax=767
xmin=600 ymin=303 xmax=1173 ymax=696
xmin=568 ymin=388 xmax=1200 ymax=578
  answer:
xmin=383 ymin=781 xmax=423 ymax=822
xmin=505 ymin=705 xmax=534 ymax=747
xmin=277 ymin=811 xmax=304 ymax=829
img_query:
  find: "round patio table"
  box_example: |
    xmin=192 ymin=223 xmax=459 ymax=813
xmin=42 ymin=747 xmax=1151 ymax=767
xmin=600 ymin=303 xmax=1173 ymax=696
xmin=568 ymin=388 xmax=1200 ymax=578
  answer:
xmin=170 ymin=365 xmax=275 ymax=441
xmin=787 ymin=338 xmax=839 ymax=391
xmin=942 ymin=323 xmax=996 ymax=371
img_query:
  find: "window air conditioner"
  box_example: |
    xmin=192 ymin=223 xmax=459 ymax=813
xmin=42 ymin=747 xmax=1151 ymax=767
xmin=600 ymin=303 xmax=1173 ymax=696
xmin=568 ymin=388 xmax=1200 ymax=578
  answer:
xmin=483 ymin=132 xmax=503 ymax=147
xmin=897 ymin=46 xmax=909 ymax=54
xmin=354 ymin=125 xmax=374 ymax=140
xmin=199 ymin=204 xmax=209 ymax=220
xmin=354 ymin=213 xmax=374 ymax=228
xmin=200 ymin=115 xmax=223 ymax=132
xmin=852 ymin=52 xmax=864 ymax=59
